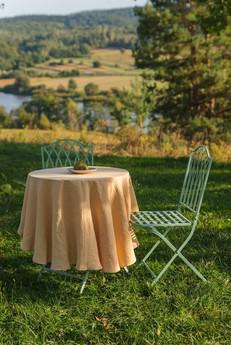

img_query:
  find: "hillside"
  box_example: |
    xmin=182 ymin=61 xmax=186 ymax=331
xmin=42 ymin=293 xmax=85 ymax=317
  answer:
xmin=0 ymin=7 xmax=137 ymax=29
xmin=0 ymin=7 xmax=138 ymax=70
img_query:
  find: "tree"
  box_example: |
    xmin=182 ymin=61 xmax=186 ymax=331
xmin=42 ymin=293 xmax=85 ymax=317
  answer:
xmin=68 ymin=79 xmax=77 ymax=91
xmin=65 ymin=99 xmax=80 ymax=130
xmin=28 ymin=88 xmax=63 ymax=123
xmin=16 ymin=106 xmax=34 ymax=128
xmin=134 ymin=1 xmax=231 ymax=134
xmin=109 ymin=79 xmax=156 ymax=128
xmin=0 ymin=106 xmax=11 ymax=128
xmin=39 ymin=113 xmax=51 ymax=129
xmin=197 ymin=0 xmax=231 ymax=33
xmin=84 ymin=83 xmax=99 ymax=96
xmin=92 ymin=60 xmax=101 ymax=68
xmin=57 ymin=84 xmax=66 ymax=93
xmin=13 ymin=72 xmax=31 ymax=94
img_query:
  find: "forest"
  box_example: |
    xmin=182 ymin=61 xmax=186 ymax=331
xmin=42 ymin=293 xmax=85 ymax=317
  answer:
xmin=0 ymin=8 xmax=137 ymax=70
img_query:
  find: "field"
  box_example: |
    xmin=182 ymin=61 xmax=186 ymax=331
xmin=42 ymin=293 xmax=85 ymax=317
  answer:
xmin=0 ymin=138 xmax=231 ymax=344
xmin=0 ymin=49 xmax=140 ymax=91
xmin=0 ymin=79 xmax=15 ymax=88
xmin=34 ymin=49 xmax=136 ymax=75
xmin=29 ymin=75 xmax=139 ymax=91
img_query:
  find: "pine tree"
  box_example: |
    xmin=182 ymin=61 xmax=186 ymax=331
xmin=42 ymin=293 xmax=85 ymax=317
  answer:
xmin=134 ymin=0 xmax=231 ymax=138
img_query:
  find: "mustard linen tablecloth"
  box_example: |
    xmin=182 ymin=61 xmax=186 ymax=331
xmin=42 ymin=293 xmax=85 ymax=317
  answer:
xmin=18 ymin=166 xmax=139 ymax=273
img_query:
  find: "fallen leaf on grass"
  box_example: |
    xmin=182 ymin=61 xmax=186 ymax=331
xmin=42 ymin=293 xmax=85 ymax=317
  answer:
xmin=95 ymin=316 xmax=110 ymax=330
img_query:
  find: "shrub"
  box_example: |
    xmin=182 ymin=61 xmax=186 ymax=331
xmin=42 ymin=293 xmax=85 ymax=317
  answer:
xmin=68 ymin=79 xmax=77 ymax=90
xmin=57 ymin=85 xmax=66 ymax=93
xmin=39 ymin=113 xmax=51 ymax=130
xmin=84 ymin=83 xmax=99 ymax=96
xmin=92 ymin=60 xmax=101 ymax=68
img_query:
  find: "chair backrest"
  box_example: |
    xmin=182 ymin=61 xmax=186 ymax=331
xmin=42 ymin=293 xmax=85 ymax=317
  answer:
xmin=179 ymin=146 xmax=212 ymax=215
xmin=41 ymin=139 xmax=94 ymax=169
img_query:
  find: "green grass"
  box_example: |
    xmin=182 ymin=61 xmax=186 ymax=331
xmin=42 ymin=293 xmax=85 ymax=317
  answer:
xmin=0 ymin=142 xmax=231 ymax=345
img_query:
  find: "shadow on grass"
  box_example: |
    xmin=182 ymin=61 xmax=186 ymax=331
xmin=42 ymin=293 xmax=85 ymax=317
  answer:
xmin=0 ymin=254 xmax=88 ymax=302
xmin=0 ymin=140 xmax=230 ymax=300
xmin=134 ymin=224 xmax=231 ymax=276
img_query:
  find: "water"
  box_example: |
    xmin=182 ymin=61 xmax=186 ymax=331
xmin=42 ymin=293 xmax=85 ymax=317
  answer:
xmin=0 ymin=93 xmax=145 ymax=132
xmin=0 ymin=92 xmax=31 ymax=113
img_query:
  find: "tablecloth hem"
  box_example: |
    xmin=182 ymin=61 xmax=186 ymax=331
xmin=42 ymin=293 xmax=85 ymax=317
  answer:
xmin=30 ymin=258 xmax=137 ymax=273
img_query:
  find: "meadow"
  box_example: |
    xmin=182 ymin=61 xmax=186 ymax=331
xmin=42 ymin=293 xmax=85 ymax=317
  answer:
xmin=0 ymin=138 xmax=230 ymax=345
xmin=0 ymin=129 xmax=230 ymax=163
xmin=34 ymin=49 xmax=137 ymax=75
xmin=30 ymin=75 xmax=138 ymax=91
xmin=0 ymin=49 xmax=140 ymax=92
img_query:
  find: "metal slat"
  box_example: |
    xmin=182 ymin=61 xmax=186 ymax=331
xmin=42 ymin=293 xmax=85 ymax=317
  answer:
xmin=166 ymin=211 xmax=184 ymax=224
xmin=185 ymin=159 xmax=198 ymax=209
xmin=187 ymin=159 xmax=200 ymax=209
xmin=192 ymin=160 xmax=207 ymax=211
xmin=143 ymin=211 xmax=162 ymax=224
xmin=162 ymin=211 xmax=179 ymax=225
xmin=155 ymin=211 xmax=171 ymax=224
xmin=131 ymin=210 xmax=191 ymax=227
xmin=190 ymin=158 xmax=203 ymax=210
xmin=41 ymin=139 xmax=94 ymax=169
xmin=182 ymin=159 xmax=194 ymax=206
xmin=174 ymin=211 xmax=191 ymax=224
xmin=179 ymin=146 xmax=212 ymax=215
xmin=145 ymin=212 xmax=158 ymax=224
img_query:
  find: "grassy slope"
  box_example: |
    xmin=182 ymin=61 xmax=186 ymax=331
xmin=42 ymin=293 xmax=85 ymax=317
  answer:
xmin=34 ymin=49 xmax=136 ymax=74
xmin=0 ymin=49 xmax=140 ymax=91
xmin=30 ymin=75 xmax=139 ymax=91
xmin=0 ymin=142 xmax=231 ymax=345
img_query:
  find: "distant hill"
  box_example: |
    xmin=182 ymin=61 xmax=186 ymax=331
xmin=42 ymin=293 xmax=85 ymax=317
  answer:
xmin=0 ymin=7 xmax=138 ymax=29
xmin=0 ymin=8 xmax=139 ymax=70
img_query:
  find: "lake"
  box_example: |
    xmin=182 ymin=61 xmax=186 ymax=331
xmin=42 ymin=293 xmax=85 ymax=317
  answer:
xmin=0 ymin=93 xmax=108 ymax=118
xmin=0 ymin=93 xmax=137 ymax=131
xmin=0 ymin=92 xmax=31 ymax=112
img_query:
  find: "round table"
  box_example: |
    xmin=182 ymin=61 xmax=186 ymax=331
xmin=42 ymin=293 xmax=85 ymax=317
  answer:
xmin=18 ymin=166 xmax=139 ymax=273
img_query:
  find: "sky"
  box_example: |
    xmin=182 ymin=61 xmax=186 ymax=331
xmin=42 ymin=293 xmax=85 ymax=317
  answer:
xmin=0 ymin=0 xmax=147 ymax=18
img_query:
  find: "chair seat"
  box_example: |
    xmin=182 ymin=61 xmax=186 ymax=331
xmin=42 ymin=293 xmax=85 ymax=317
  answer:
xmin=131 ymin=210 xmax=192 ymax=228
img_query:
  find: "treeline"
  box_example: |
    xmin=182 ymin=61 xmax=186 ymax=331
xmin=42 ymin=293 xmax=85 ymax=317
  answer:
xmin=5 ymin=8 xmax=136 ymax=29
xmin=0 ymin=8 xmax=137 ymax=71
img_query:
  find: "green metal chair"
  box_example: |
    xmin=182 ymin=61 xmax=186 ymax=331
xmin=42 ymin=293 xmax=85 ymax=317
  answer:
xmin=41 ymin=139 xmax=94 ymax=169
xmin=39 ymin=139 xmax=94 ymax=294
xmin=130 ymin=145 xmax=212 ymax=284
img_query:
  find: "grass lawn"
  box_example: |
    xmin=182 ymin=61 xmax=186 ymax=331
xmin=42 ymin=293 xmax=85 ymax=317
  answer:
xmin=0 ymin=141 xmax=230 ymax=345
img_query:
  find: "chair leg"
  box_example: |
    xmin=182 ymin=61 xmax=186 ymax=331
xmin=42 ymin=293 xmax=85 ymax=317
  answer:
xmin=136 ymin=228 xmax=171 ymax=271
xmin=80 ymin=271 xmax=89 ymax=294
xmin=143 ymin=260 xmax=157 ymax=279
xmin=141 ymin=225 xmax=207 ymax=284
xmin=124 ymin=266 xmax=129 ymax=274
xmin=152 ymin=252 xmax=178 ymax=284
xmin=151 ymin=247 xmax=207 ymax=285
xmin=177 ymin=252 xmax=207 ymax=282
xmin=38 ymin=265 xmax=90 ymax=293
